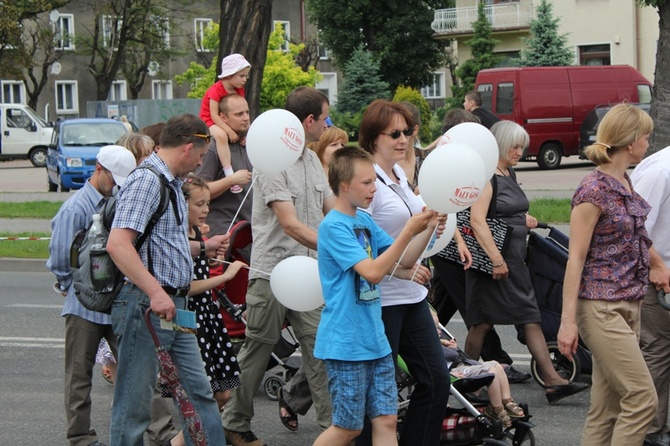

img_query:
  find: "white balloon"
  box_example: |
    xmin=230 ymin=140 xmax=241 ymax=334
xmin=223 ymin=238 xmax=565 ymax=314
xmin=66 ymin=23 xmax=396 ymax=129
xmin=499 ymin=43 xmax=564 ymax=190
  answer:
xmin=440 ymin=122 xmax=499 ymax=180
xmin=270 ymin=256 xmax=324 ymax=312
xmin=423 ymin=213 xmax=458 ymax=257
xmin=418 ymin=143 xmax=487 ymax=214
xmin=246 ymin=109 xmax=305 ymax=175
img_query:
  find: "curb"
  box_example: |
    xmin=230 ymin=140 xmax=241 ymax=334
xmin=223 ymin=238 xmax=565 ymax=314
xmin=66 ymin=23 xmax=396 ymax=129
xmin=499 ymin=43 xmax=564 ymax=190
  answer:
xmin=0 ymin=257 xmax=47 ymax=273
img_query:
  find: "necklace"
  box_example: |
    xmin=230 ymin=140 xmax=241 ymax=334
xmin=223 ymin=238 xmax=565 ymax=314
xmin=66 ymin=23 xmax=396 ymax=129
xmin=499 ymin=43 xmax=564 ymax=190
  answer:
xmin=496 ymin=166 xmax=508 ymax=177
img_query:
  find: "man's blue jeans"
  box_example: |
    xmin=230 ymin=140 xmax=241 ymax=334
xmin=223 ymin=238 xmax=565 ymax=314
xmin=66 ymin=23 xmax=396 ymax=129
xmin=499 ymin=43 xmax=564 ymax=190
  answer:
xmin=110 ymin=283 xmax=224 ymax=446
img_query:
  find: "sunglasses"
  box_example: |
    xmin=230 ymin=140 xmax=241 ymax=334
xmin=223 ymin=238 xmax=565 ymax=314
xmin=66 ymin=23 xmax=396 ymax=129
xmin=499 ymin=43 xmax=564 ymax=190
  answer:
xmin=380 ymin=128 xmax=414 ymax=139
xmin=184 ymin=133 xmax=212 ymax=143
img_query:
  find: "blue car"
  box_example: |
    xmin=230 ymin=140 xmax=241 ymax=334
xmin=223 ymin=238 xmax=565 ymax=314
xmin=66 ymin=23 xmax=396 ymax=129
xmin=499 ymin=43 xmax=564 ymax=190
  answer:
xmin=47 ymin=118 xmax=129 ymax=192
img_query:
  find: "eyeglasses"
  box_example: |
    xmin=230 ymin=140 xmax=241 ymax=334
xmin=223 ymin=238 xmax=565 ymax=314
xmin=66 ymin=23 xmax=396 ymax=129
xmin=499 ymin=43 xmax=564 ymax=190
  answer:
xmin=184 ymin=133 xmax=212 ymax=143
xmin=380 ymin=128 xmax=414 ymax=139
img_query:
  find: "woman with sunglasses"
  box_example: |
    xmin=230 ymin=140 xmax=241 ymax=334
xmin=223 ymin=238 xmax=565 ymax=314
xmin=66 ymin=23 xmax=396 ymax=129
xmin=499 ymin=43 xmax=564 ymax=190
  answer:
xmin=355 ymin=99 xmax=450 ymax=446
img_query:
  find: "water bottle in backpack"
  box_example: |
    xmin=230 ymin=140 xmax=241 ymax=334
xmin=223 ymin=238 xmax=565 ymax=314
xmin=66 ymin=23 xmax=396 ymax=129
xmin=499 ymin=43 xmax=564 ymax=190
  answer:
xmin=88 ymin=214 xmax=115 ymax=293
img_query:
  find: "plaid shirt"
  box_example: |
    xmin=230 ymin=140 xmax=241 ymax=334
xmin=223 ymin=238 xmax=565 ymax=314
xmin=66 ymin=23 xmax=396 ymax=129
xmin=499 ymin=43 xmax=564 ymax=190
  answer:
xmin=112 ymin=153 xmax=193 ymax=288
xmin=47 ymin=180 xmax=111 ymax=324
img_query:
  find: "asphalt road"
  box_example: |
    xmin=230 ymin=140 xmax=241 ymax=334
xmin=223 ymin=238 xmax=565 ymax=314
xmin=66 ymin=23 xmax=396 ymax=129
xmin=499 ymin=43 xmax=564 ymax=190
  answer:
xmin=0 ymin=157 xmax=599 ymax=445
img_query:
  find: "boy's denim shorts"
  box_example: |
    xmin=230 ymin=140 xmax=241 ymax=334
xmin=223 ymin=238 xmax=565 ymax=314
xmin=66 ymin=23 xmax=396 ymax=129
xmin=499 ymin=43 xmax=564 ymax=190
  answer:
xmin=324 ymin=354 xmax=397 ymax=430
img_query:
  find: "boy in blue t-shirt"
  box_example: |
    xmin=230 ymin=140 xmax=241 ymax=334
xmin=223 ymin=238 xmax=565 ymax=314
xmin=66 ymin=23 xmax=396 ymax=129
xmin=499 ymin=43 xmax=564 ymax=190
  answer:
xmin=313 ymin=146 xmax=440 ymax=446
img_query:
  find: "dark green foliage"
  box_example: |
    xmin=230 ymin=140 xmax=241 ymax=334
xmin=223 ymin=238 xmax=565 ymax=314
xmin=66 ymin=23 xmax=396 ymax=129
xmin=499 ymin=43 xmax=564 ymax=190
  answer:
xmin=451 ymin=3 xmax=500 ymax=105
xmin=393 ymin=86 xmax=432 ymax=143
xmin=336 ymin=45 xmax=390 ymax=115
xmin=306 ymin=0 xmax=453 ymax=92
xmin=519 ymin=0 xmax=573 ymax=67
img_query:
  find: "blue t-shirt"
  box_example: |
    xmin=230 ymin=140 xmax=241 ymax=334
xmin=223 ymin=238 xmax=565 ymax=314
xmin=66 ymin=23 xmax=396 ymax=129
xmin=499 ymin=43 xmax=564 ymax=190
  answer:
xmin=314 ymin=210 xmax=394 ymax=361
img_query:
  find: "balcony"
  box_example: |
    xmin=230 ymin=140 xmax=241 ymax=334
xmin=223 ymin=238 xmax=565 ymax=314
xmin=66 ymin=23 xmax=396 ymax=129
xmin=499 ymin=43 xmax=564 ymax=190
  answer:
xmin=432 ymin=2 xmax=534 ymax=36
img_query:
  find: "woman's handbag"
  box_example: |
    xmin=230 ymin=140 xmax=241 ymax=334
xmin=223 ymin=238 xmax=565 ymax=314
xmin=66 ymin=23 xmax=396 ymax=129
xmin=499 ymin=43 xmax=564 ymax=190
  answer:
xmin=435 ymin=175 xmax=513 ymax=275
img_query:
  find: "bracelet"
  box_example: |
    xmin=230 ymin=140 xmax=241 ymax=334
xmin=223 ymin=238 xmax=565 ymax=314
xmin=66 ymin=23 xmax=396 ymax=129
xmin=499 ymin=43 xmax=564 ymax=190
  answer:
xmin=200 ymin=240 xmax=206 ymax=258
xmin=492 ymin=260 xmax=505 ymax=268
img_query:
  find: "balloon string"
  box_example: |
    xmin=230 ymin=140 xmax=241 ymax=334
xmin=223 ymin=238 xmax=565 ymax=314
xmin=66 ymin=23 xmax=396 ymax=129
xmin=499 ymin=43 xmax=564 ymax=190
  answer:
xmin=388 ymin=239 xmax=413 ymax=281
xmin=209 ymin=258 xmax=271 ymax=277
xmin=410 ymin=224 xmax=439 ymax=282
xmin=226 ymin=173 xmax=257 ymax=235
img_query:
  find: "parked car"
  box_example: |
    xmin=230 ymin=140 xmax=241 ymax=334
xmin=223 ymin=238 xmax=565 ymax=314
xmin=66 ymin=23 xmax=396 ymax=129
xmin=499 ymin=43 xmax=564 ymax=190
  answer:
xmin=0 ymin=104 xmax=54 ymax=167
xmin=46 ymin=118 xmax=128 ymax=192
xmin=475 ymin=65 xmax=652 ymax=169
xmin=578 ymin=102 xmax=651 ymax=158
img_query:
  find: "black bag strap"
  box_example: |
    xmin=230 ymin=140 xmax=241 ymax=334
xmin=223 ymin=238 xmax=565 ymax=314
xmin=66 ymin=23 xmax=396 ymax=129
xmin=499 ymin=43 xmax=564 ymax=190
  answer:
xmin=486 ymin=174 xmax=498 ymax=219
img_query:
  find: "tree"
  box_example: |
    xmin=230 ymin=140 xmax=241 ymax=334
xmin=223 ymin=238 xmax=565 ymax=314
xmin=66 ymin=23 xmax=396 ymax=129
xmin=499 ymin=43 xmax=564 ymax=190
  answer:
xmin=260 ymin=24 xmax=321 ymax=112
xmin=306 ymin=0 xmax=453 ymax=92
xmin=12 ymin=15 xmax=67 ymax=110
xmin=0 ymin=0 xmax=72 ymax=67
xmin=451 ymin=2 xmax=500 ymax=106
xmin=76 ymin=0 xmax=184 ymax=100
xmin=336 ymin=45 xmax=390 ymax=115
xmin=216 ymin=0 xmax=273 ymax=119
xmin=639 ymin=0 xmax=670 ymax=153
xmin=519 ymin=0 xmax=573 ymax=67
xmin=393 ymin=86 xmax=432 ymax=143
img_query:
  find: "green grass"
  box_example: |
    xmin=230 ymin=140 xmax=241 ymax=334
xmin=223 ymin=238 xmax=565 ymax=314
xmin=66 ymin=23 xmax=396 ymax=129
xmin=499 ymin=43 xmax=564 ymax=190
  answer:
xmin=0 ymin=198 xmax=572 ymax=259
xmin=528 ymin=198 xmax=571 ymax=224
xmin=0 ymin=232 xmax=50 ymax=259
xmin=0 ymin=201 xmax=63 ymax=219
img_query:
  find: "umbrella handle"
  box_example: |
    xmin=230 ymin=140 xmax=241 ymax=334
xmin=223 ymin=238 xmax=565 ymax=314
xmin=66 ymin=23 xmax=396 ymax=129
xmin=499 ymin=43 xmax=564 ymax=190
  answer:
xmin=144 ymin=307 xmax=162 ymax=348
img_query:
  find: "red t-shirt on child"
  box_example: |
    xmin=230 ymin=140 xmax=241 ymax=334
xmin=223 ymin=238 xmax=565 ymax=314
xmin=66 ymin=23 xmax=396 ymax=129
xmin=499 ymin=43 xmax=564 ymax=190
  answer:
xmin=200 ymin=81 xmax=245 ymax=126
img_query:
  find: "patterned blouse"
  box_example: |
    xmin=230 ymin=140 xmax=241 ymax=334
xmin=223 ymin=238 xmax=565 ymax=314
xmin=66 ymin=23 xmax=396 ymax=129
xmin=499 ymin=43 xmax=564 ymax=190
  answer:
xmin=573 ymin=170 xmax=652 ymax=301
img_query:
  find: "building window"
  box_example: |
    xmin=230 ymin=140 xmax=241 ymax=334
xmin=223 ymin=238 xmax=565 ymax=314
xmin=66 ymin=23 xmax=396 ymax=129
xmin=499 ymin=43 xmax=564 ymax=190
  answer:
xmin=151 ymin=16 xmax=170 ymax=49
xmin=152 ymin=80 xmax=173 ymax=100
xmin=55 ymin=81 xmax=78 ymax=114
xmin=274 ymin=20 xmax=290 ymax=52
xmin=108 ymin=80 xmax=127 ymax=101
xmin=1 ymin=81 xmax=26 ymax=104
xmin=102 ymin=15 xmax=122 ymax=49
xmin=495 ymin=50 xmax=520 ymax=68
xmin=579 ymin=44 xmax=610 ymax=66
xmin=316 ymin=73 xmax=338 ymax=105
xmin=194 ymin=18 xmax=213 ymax=52
xmin=318 ymin=44 xmax=331 ymax=60
xmin=421 ymin=73 xmax=445 ymax=99
xmin=54 ymin=13 xmax=75 ymax=50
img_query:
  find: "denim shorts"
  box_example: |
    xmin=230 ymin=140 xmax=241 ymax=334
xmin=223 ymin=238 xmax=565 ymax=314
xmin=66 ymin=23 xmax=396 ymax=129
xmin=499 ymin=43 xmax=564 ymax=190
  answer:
xmin=325 ymin=354 xmax=397 ymax=430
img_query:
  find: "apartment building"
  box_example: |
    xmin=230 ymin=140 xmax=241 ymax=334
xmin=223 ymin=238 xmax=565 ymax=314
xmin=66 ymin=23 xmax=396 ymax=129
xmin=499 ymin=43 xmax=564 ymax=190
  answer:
xmin=426 ymin=0 xmax=659 ymax=105
xmin=1 ymin=0 xmax=338 ymax=122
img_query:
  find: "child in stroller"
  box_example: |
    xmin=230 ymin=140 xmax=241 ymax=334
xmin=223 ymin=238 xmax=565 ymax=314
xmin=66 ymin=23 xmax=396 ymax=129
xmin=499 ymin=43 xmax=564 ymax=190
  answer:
xmin=432 ymin=311 xmax=525 ymax=429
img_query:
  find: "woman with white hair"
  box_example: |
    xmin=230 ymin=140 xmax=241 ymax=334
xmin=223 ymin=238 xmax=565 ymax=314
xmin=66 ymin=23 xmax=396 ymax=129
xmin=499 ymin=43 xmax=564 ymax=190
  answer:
xmin=463 ymin=120 xmax=589 ymax=408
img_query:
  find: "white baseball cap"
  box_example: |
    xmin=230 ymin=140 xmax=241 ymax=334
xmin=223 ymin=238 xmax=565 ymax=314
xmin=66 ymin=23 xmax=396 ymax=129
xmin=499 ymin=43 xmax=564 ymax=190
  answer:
xmin=97 ymin=145 xmax=136 ymax=186
xmin=218 ymin=53 xmax=251 ymax=79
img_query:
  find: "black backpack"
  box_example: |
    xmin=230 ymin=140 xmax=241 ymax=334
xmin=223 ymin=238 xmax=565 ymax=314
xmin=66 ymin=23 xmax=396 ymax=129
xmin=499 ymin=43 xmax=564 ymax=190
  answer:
xmin=69 ymin=165 xmax=176 ymax=313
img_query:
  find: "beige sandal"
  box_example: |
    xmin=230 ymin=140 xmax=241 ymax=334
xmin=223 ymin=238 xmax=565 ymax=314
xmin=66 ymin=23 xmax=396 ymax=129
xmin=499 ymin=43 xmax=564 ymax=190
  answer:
xmin=502 ymin=398 xmax=524 ymax=419
xmin=484 ymin=404 xmax=512 ymax=428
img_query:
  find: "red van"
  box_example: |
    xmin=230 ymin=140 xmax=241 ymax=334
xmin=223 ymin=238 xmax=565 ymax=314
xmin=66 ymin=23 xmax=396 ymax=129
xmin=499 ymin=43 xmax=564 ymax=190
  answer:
xmin=474 ymin=65 xmax=652 ymax=169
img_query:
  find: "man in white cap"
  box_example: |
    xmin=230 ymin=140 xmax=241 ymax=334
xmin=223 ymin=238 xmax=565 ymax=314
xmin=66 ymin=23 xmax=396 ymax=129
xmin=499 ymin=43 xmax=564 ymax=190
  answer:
xmin=47 ymin=145 xmax=136 ymax=446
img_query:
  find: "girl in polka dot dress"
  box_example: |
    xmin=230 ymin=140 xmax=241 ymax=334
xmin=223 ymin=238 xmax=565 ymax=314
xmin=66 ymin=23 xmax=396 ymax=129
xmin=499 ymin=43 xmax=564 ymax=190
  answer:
xmin=182 ymin=174 xmax=246 ymax=410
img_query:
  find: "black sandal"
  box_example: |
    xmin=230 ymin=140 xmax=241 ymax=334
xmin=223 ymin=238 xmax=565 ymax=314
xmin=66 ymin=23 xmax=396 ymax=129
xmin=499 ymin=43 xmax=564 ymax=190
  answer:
xmin=277 ymin=388 xmax=298 ymax=431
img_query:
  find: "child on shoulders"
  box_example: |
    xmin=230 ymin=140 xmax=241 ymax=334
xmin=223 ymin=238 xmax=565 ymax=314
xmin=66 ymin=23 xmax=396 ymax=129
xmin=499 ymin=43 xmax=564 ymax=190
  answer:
xmin=199 ymin=53 xmax=250 ymax=194
xmin=313 ymin=146 xmax=441 ymax=446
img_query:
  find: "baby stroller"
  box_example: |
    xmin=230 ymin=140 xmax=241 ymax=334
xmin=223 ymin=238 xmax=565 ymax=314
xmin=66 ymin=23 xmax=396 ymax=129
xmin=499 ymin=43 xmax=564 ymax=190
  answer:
xmin=519 ymin=223 xmax=593 ymax=386
xmin=397 ymin=324 xmax=536 ymax=445
xmin=211 ymin=220 xmax=302 ymax=401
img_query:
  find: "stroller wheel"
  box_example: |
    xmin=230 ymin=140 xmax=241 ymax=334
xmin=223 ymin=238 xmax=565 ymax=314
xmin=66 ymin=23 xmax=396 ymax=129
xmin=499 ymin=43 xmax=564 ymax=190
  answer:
xmin=263 ymin=374 xmax=285 ymax=401
xmin=507 ymin=426 xmax=535 ymax=446
xmin=530 ymin=341 xmax=580 ymax=387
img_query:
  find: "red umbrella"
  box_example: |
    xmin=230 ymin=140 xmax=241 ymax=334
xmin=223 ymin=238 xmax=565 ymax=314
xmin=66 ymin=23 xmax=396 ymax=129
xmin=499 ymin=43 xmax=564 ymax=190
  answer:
xmin=144 ymin=308 xmax=206 ymax=446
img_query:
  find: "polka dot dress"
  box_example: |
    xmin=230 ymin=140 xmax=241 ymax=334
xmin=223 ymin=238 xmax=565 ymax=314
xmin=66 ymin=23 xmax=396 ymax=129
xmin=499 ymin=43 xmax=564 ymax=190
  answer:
xmin=188 ymin=228 xmax=241 ymax=393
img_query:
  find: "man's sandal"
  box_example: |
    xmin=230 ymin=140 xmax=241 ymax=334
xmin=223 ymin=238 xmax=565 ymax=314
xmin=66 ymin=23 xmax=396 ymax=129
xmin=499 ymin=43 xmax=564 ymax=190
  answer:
xmin=502 ymin=398 xmax=524 ymax=418
xmin=277 ymin=388 xmax=298 ymax=432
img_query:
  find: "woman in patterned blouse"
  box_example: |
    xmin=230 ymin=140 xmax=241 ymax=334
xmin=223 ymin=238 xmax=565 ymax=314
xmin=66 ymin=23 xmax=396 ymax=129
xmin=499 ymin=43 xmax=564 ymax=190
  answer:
xmin=558 ymin=103 xmax=670 ymax=446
